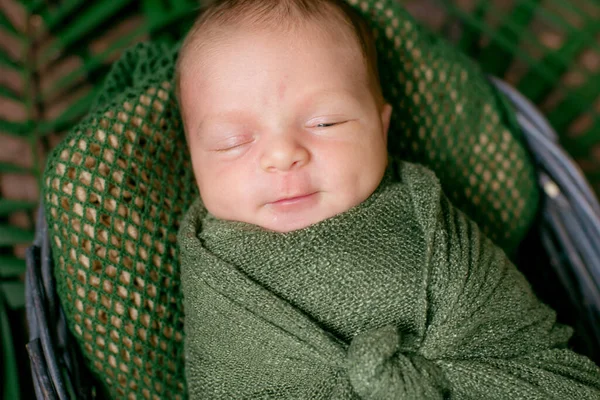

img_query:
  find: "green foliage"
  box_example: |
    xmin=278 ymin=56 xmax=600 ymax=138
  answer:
xmin=1 ymin=1 xmax=37 ymax=398
xmin=1 ymin=296 xmax=20 ymax=400
xmin=0 ymin=256 xmax=26 ymax=278
xmin=0 ymin=225 xmax=34 ymax=246
xmin=1 ymin=282 xmax=25 ymax=309
xmin=0 ymin=199 xmax=37 ymax=216
xmin=438 ymin=0 xmax=600 ymax=193
xmin=32 ymin=0 xmax=199 ymax=138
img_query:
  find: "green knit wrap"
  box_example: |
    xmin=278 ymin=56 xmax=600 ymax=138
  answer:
xmin=178 ymin=160 xmax=600 ymax=399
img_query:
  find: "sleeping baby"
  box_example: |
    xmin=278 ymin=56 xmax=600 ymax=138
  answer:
xmin=175 ymin=0 xmax=600 ymax=398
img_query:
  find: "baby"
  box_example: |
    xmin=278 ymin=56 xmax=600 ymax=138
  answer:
xmin=176 ymin=0 xmax=600 ymax=398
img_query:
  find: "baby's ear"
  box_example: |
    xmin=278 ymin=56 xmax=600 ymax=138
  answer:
xmin=380 ymin=103 xmax=393 ymax=141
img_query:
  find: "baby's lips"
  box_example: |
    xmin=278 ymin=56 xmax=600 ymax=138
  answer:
xmin=265 ymin=192 xmax=320 ymax=214
xmin=270 ymin=191 xmax=318 ymax=204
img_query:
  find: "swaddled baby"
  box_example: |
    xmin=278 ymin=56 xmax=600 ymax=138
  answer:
xmin=176 ymin=0 xmax=600 ymax=398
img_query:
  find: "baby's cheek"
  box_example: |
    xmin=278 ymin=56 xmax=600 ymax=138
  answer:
xmin=208 ymin=175 xmax=250 ymax=218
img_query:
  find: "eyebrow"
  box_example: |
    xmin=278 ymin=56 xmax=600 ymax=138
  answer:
xmin=194 ymin=110 xmax=253 ymax=139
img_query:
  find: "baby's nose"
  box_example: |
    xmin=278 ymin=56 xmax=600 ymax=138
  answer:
xmin=259 ymin=136 xmax=310 ymax=172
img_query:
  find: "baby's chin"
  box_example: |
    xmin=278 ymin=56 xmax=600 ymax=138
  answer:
xmin=251 ymin=193 xmax=340 ymax=232
xmin=257 ymin=200 xmax=354 ymax=233
xmin=207 ymin=203 xmax=334 ymax=233
xmin=258 ymin=216 xmax=323 ymax=233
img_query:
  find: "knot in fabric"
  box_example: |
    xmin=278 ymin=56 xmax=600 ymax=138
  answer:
xmin=345 ymin=325 xmax=450 ymax=399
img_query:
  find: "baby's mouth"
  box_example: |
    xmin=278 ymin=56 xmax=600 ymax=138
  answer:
xmin=266 ymin=192 xmax=320 ymax=212
xmin=270 ymin=192 xmax=318 ymax=205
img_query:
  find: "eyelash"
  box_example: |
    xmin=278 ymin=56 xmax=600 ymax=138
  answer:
xmin=316 ymin=122 xmax=337 ymax=128
xmin=314 ymin=121 xmax=347 ymax=128
xmin=214 ymin=139 xmax=254 ymax=152
xmin=216 ymin=144 xmax=249 ymax=152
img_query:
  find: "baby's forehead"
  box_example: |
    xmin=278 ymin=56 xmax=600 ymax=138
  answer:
xmin=187 ymin=13 xmax=362 ymax=62
xmin=181 ymin=32 xmax=363 ymax=95
xmin=194 ymin=32 xmax=367 ymax=89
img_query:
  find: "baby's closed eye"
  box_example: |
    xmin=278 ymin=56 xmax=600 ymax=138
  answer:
xmin=212 ymin=135 xmax=255 ymax=152
xmin=315 ymin=122 xmax=343 ymax=128
xmin=307 ymin=117 xmax=352 ymax=129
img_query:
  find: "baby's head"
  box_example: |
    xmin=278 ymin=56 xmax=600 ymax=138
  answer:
xmin=176 ymin=0 xmax=392 ymax=232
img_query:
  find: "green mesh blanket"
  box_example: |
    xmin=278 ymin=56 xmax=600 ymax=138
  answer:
xmin=45 ymin=43 xmax=195 ymax=399
xmin=43 ymin=0 xmax=542 ymax=398
xmin=179 ymin=160 xmax=600 ymax=399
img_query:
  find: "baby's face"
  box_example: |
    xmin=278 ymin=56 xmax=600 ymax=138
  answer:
xmin=180 ymin=25 xmax=392 ymax=232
